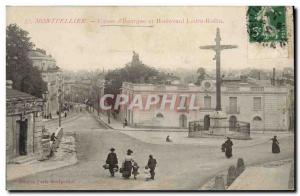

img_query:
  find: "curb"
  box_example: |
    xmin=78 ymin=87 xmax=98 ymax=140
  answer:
xmin=93 ymin=114 xmax=114 ymax=129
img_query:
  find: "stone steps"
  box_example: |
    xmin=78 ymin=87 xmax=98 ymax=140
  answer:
xmin=10 ymin=154 xmax=37 ymax=164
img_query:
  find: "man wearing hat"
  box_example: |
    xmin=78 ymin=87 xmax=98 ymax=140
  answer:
xmin=106 ymin=148 xmax=118 ymax=177
xmin=147 ymin=154 xmax=157 ymax=180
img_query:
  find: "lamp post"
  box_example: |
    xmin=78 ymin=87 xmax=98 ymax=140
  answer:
xmin=42 ymin=91 xmax=48 ymax=118
xmin=58 ymin=88 xmax=62 ymax=127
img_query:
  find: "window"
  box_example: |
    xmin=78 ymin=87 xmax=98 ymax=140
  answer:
xmin=253 ymin=97 xmax=262 ymax=111
xmin=204 ymin=96 xmax=211 ymax=109
xmin=229 ymin=97 xmax=238 ymax=112
xmin=253 ymin=116 xmax=262 ymax=121
xmin=178 ymin=95 xmax=188 ymax=109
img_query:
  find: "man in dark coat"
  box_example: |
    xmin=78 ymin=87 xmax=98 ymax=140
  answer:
xmin=147 ymin=155 xmax=157 ymax=180
xmin=106 ymin=148 xmax=118 ymax=177
xmin=224 ymin=137 xmax=233 ymax=158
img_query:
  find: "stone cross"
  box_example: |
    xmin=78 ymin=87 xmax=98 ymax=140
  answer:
xmin=200 ymin=28 xmax=238 ymax=111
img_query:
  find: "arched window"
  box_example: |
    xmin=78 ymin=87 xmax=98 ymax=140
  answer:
xmin=156 ymin=113 xmax=164 ymax=118
xmin=253 ymin=116 xmax=262 ymax=121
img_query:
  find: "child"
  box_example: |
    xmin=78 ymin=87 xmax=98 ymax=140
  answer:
xmin=132 ymin=162 xmax=139 ymax=180
xmin=144 ymin=166 xmax=151 ymax=181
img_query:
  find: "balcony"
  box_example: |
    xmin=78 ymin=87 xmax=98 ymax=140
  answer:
xmin=226 ymin=106 xmax=240 ymax=114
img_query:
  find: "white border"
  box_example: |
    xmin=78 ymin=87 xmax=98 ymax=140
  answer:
xmin=1 ymin=1 xmax=299 ymax=196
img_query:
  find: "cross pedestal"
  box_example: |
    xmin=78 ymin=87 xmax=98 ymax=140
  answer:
xmin=209 ymin=111 xmax=227 ymax=135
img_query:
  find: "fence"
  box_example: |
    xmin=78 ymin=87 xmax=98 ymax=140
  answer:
xmin=188 ymin=120 xmax=250 ymax=139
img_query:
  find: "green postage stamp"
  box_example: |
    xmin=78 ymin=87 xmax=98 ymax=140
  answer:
xmin=247 ymin=6 xmax=287 ymax=46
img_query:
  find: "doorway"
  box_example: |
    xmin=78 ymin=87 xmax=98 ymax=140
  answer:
xmin=252 ymin=116 xmax=263 ymax=131
xmin=179 ymin=114 xmax=187 ymax=128
xmin=229 ymin=115 xmax=237 ymax=131
xmin=18 ymin=119 xmax=28 ymax=155
xmin=204 ymin=115 xmax=210 ymax=130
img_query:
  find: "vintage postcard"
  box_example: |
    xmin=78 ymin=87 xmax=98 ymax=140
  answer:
xmin=6 ymin=6 xmax=295 ymax=191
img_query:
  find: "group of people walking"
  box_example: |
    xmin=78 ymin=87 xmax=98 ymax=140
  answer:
xmin=222 ymin=135 xmax=281 ymax=158
xmin=104 ymin=148 xmax=157 ymax=181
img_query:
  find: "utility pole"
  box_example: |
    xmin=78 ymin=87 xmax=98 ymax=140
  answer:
xmin=58 ymin=88 xmax=62 ymax=127
xmin=97 ymin=87 xmax=100 ymax=116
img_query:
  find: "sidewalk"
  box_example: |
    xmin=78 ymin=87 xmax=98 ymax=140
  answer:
xmin=6 ymin=132 xmax=77 ymax=182
xmin=228 ymin=159 xmax=293 ymax=190
xmin=92 ymin=111 xmax=293 ymax=147
xmin=93 ymin=111 xmax=188 ymax=132
xmin=42 ymin=111 xmax=78 ymax=123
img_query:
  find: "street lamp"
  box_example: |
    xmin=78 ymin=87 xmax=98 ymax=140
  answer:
xmin=42 ymin=91 xmax=48 ymax=118
xmin=58 ymin=88 xmax=62 ymax=127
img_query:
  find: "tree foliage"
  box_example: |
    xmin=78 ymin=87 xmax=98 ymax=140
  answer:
xmin=104 ymin=52 xmax=176 ymax=107
xmin=6 ymin=24 xmax=47 ymax=98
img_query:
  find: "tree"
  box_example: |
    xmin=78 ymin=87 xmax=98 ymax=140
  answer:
xmin=104 ymin=52 xmax=170 ymax=109
xmin=195 ymin=67 xmax=206 ymax=85
xmin=6 ymin=24 xmax=47 ymax=98
xmin=105 ymin=52 xmax=161 ymax=95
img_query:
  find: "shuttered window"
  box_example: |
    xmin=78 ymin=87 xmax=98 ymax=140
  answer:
xmin=253 ymin=97 xmax=262 ymax=110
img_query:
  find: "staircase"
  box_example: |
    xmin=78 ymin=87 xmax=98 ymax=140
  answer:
xmin=10 ymin=154 xmax=37 ymax=165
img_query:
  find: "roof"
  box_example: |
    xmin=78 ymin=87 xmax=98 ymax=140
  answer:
xmin=28 ymin=50 xmax=56 ymax=61
xmin=6 ymin=88 xmax=41 ymax=102
xmin=28 ymin=50 xmax=46 ymax=58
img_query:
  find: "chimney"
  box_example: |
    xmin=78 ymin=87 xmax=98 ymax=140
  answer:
xmin=272 ymin=68 xmax=276 ymax=85
xmin=6 ymin=80 xmax=13 ymax=89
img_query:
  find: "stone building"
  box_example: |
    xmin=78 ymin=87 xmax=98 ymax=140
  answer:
xmin=6 ymin=81 xmax=44 ymax=163
xmin=120 ymin=77 xmax=292 ymax=132
xmin=28 ymin=50 xmax=63 ymax=117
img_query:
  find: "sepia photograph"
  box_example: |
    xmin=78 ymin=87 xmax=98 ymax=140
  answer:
xmin=5 ymin=6 xmax=295 ymax=191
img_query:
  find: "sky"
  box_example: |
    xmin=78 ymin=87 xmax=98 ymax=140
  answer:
xmin=6 ymin=6 xmax=294 ymax=72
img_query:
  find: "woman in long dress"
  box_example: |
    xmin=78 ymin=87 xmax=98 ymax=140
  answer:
xmin=122 ymin=149 xmax=134 ymax=179
xmin=271 ymin=136 xmax=280 ymax=153
xmin=224 ymin=137 xmax=233 ymax=158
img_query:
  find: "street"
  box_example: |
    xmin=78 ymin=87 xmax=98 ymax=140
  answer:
xmin=7 ymin=112 xmax=294 ymax=190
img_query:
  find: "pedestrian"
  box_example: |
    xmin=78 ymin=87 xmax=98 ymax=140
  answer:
xmin=49 ymin=133 xmax=57 ymax=157
xmin=50 ymin=132 xmax=57 ymax=143
xmin=224 ymin=137 xmax=233 ymax=158
xmin=121 ymin=149 xmax=134 ymax=179
xmin=147 ymin=154 xmax=157 ymax=180
xmin=64 ymin=111 xmax=67 ymax=118
xmin=221 ymin=142 xmax=226 ymax=152
xmin=132 ymin=162 xmax=139 ymax=180
xmin=105 ymin=148 xmax=118 ymax=177
xmin=144 ymin=166 xmax=151 ymax=181
xmin=166 ymin=135 xmax=172 ymax=142
xmin=49 ymin=112 xmax=52 ymax=119
xmin=123 ymin=118 xmax=128 ymax=128
xmin=271 ymin=136 xmax=280 ymax=153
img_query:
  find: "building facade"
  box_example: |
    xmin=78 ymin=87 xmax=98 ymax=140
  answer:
xmin=120 ymin=78 xmax=292 ymax=132
xmin=6 ymin=81 xmax=44 ymax=163
xmin=28 ymin=50 xmax=63 ymax=117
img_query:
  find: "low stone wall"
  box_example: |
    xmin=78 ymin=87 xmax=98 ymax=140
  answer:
xmin=52 ymin=127 xmax=64 ymax=149
xmin=200 ymin=158 xmax=246 ymax=190
xmin=38 ymin=127 xmax=64 ymax=161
